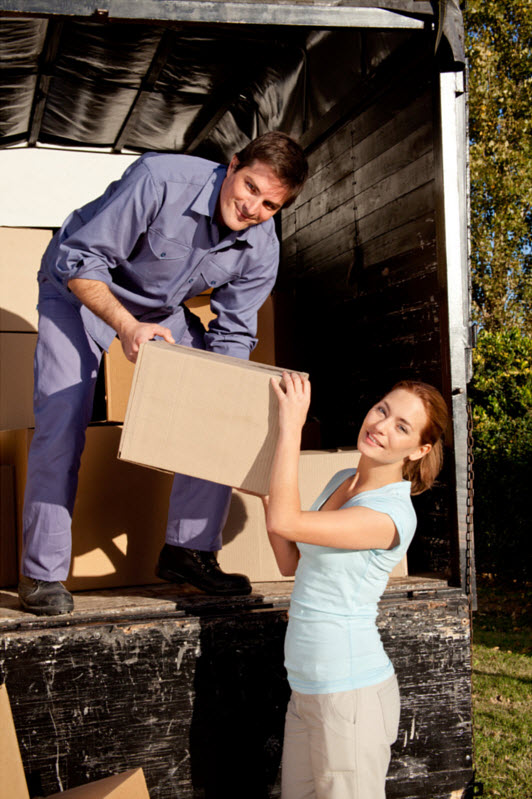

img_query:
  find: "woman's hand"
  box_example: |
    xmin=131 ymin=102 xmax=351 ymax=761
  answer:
xmin=271 ymin=372 xmax=311 ymax=434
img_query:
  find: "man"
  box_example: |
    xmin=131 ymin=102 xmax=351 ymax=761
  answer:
xmin=18 ymin=131 xmax=308 ymax=616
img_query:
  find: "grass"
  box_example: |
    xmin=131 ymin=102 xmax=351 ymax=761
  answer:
xmin=471 ymin=576 xmax=532 ymax=798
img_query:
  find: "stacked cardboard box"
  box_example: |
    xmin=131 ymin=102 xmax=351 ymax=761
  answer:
xmin=0 ymin=228 xmax=51 ymax=583
xmin=0 ymin=228 xmax=291 ymax=589
xmin=2 ymin=428 xmax=405 ymax=589
xmin=0 ymin=683 xmax=151 ymax=798
xmin=218 ymin=449 xmax=362 ymax=582
xmin=0 ymin=227 xmax=51 ymax=431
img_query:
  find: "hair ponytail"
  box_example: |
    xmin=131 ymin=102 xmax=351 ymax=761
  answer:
xmin=391 ymin=381 xmax=449 ymax=495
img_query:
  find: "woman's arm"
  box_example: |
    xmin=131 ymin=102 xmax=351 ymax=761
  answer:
xmin=266 ymin=373 xmax=399 ymax=552
xmin=268 ymin=504 xmax=399 ymax=551
xmin=261 ymin=496 xmax=300 ymax=576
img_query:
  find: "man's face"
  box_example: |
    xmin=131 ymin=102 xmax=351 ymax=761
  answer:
xmin=216 ymin=156 xmax=291 ymax=231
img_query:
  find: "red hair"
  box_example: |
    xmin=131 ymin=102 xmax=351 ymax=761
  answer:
xmin=389 ymin=381 xmax=449 ymax=495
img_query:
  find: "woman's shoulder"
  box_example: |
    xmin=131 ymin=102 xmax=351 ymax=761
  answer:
xmin=350 ymin=481 xmax=415 ymax=520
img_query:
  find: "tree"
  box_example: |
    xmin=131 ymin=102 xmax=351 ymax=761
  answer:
xmin=468 ymin=328 xmax=532 ymax=577
xmin=465 ymin=0 xmax=532 ymax=334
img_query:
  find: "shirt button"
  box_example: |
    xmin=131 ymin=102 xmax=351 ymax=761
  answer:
xmin=210 ymin=281 xmax=216 ymax=286
xmin=160 ymin=252 xmax=166 ymax=257
xmin=188 ymin=278 xmax=193 ymax=283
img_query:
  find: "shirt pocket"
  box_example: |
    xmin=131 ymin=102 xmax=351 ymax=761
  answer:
xmin=199 ymin=261 xmax=240 ymax=292
xmin=147 ymin=229 xmax=192 ymax=262
xmin=126 ymin=229 xmax=193 ymax=287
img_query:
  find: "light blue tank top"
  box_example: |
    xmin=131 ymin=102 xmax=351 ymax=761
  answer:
xmin=285 ymin=468 xmax=417 ymax=694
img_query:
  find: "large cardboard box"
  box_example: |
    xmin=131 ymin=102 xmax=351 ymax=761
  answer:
xmin=103 ymin=337 xmax=136 ymax=423
xmin=1 ymin=426 xmax=172 ymax=591
xmin=0 ymin=683 xmax=28 ymax=799
xmin=0 ymin=333 xmax=37 ymax=431
xmin=101 ymin=293 xmax=276 ymax=423
xmin=0 ymin=683 xmax=150 ymax=799
xmin=219 ymin=448 xmax=408 ymax=581
xmin=0 ymin=227 xmax=51 ymax=333
xmin=219 ymin=449 xmax=361 ymax=581
xmin=119 ymin=341 xmax=303 ymax=496
xmin=64 ymin=426 xmax=172 ymax=590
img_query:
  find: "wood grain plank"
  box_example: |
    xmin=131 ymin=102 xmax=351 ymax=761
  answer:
xmin=296 ymin=172 xmax=355 ymax=231
xmin=295 ymin=143 xmax=354 ymax=208
xmin=355 ymin=134 xmax=433 ymax=205
xmin=350 ymin=68 xmax=432 ymax=149
xmin=352 ymin=88 xmax=432 ymax=169
xmin=357 ymin=181 xmax=435 ymax=245
xmin=359 ymin=214 xmax=436 ymax=269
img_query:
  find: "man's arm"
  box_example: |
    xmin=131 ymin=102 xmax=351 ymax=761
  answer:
xmin=68 ymin=278 xmax=175 ymax=363
xmin=206 ymin=241 xmax=279 ymax=360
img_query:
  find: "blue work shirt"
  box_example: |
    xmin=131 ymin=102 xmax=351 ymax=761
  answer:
xmin=39 ymin=152 xmax=280 ymax=359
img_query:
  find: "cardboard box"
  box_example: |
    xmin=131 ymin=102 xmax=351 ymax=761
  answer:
xmin=119 ymin=341 xmax=304 ymax=496
xmin=64 ymin=425 xmax=172 ymax=590
xmin=101 ymin=293 xmax=276 ymax=423
xmin=1 ymin=683 xmax=150 ymax=799
xmin=46 ymin=769 xmax=150 ymax=798
xmin=1 ymin=426 xmax=172 ymax=591
xmin=183 ymin=292 xmax=276 ymax=366
xmin=2 ymin=430 xmax=405 ymax=590
xmin=0 ymin=333 xmax=37 ymax=431
xmin=219 ymin=448 xmax=361 ymax=581
xmin=184 ymin=292 xmax=216 ymax=330
xmin=0 ymin=683 xmax=29 ymax=799
xmin=103 ymin=337 xmax=136 ymax=423
xmin=0 ymin=227 xmax=51 ymax=333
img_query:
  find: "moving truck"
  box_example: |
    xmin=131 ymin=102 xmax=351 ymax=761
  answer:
xmin=0 ymin=2 xmax=477 ymax=797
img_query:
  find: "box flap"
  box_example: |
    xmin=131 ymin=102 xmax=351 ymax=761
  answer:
xmin=46 ymin=768 xmax=150 ymax=798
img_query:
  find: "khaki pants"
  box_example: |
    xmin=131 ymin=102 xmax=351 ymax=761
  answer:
xmin=281 ymin=674 xmax=400 ymax=799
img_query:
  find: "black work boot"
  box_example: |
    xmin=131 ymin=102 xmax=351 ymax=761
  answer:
xmin=18 ymin=576 xmax=74 ymax=616
xmin=156 ymin=544 xmax=252 ymax=596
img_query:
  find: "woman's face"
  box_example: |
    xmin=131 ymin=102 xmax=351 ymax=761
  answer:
xmin=357 ymin=388 xmax=432 ymax=466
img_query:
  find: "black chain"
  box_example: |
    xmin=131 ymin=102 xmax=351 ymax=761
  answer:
xmin=466 ymin=402 xmax=476 ymax=605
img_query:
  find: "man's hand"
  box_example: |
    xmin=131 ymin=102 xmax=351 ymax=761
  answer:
xmin=117 ymin=320 xmax=175 ymax=363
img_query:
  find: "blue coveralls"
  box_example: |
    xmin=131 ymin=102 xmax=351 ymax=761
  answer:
xmin=21 ymin=152 xmax=280 ymax=582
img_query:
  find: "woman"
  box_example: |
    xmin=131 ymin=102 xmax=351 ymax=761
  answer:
xmin=266 ymin=374 xmax=449 ymax=799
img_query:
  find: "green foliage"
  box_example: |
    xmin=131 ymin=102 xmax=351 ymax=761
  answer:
xmin=469 ymin=329 xmax=532 ymax=577
xmin=472 ymin=577 xmax=532 ymax=797
xmin=465 ymin=0 xmax=532 ymax=334
xmin=470 ymin=327 xmax=532 ymax=425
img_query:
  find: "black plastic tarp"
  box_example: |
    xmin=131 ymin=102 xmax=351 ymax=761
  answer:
xmin=0 ymin=1 xmax=465 ymax=156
